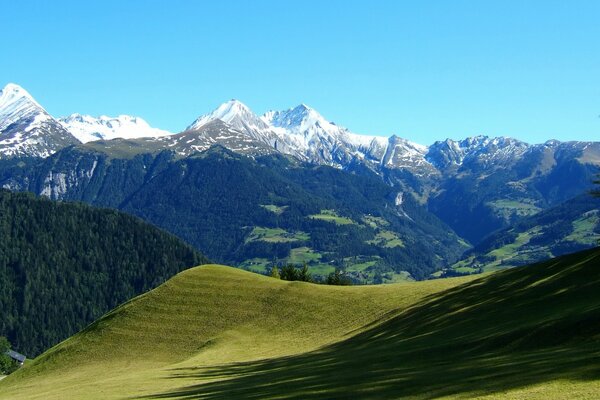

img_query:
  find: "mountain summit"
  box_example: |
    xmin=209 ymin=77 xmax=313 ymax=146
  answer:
xmin=0 ymin=83 xmax=47 ymax=132
xmin=0 ymin=84 xmax=78 ymax=158
xmin=187 ymin=99 xmax=271 ymax=133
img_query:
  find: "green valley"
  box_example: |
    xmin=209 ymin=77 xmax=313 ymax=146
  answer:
xmin=5 ymin=146 xmax=467 ymax=282
xmin=447 ymin=194 xmax=600 ymax=274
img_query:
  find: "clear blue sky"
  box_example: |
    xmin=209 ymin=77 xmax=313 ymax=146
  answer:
xmin=1 ymin=0 xmax=598 ymax=145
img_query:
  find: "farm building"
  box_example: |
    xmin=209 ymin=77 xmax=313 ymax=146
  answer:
xmin=5 ymin=350 xmax=26 ymax=365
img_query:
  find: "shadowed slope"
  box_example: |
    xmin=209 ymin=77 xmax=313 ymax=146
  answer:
xmin=0 ymin=265 xmax=473 ymax=399
xmin=143 ymin=248 xmax=600 ymax=399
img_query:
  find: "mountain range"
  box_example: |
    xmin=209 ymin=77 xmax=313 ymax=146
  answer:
xmin=1 ymin=82 xmax=599 ymax=275
xmin=4 ymin=83 xmax=598 ymax=178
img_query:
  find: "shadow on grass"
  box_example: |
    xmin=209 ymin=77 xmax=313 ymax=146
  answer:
xmin=140 ymin=248 xmax=600 ymax=399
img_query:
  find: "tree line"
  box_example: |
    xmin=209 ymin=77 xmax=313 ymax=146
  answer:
xmin=270 ymin=262 xmax=352 ymax=286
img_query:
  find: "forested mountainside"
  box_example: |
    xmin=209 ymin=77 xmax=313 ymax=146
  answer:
xmin=426 ymin=140 xmax=600 ymax=242
xmin=0 ymin=190 xmax=206 ymax=356
xmin=2 ymin=84 xmax=599 ymax=248
xmin=447 ymin=194 xmax=600 ymax=274
xmin=0 ymin=146 xmax=467 ymax=282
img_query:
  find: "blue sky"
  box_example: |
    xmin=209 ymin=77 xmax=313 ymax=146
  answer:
xmin=1 ymin=0 xmax=598 ymax=145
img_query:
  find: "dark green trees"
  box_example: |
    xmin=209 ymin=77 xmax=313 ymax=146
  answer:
xmin=0 ymin=190 xmax=207 ymax=357
xmin=299 ymin=263 xmax=312 ymax=282
xmin=0 ymin=337 xmax=18 ymax=375
xmin=326 ymin=269 xmax=353 ymax=286
xmin=272 ymin=263 xmax=313 ymax=283
xmin=273 ymin=263 xmax=350 ymax=285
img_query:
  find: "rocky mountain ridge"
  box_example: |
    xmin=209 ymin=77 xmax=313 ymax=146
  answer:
xmin=1 ymin=83 xmax=599 ymax=246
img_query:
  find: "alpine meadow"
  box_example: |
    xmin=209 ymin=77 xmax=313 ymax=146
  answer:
xmin=0 ymin=1 xmax=599 ymax=399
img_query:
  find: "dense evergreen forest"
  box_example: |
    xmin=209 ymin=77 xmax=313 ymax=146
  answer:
xmin=0 ymin=190 xmax=207 ymax=357
xmin=0 ymin=146 xmax=467 ymax=282
xmin=120 ymin=148 xmax=465 ymax=280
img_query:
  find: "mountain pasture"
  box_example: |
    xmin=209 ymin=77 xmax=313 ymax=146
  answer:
xmin=1 ymin=247 xmax=599 ymax=399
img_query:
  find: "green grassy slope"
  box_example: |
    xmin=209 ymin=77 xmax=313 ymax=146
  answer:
xmin=2 ymin=248 xmax=599 ymax=399
xmin=152 ymin=248 xmax=599 ymax=400
xmin=450 ymin=194 xmax=600 ymax=274
xmin=0 ymin=266 xmax=473 ymax=399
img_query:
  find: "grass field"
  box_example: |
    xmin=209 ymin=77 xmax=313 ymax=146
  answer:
xmin=565 ymin=211 xmax=600 ymax=245
xmin=1 ymin=248 xmax=599 ymax=399
xmin=285 ymin=246 xmax=322 ymax=264
xmin=244 ymin=227 xmax=309 ymax=243
xmin=487 ymin=199 xmax=542 ymax=219
xmin=308 ymin=209 xmax=355 ymax=225
xmin=259 ymin=204 xmax=288 ymax=215
xmin=367 ymin=230 xmax=405 ymax=248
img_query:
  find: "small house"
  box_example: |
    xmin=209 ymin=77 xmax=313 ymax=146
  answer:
xmin=5 ymin=350 xmax=26 ymax=365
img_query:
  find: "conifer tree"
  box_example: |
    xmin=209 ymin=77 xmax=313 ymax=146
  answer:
xmin=280 ymin=264 xmax=299 ymax=281
xmin=299 ymin=262 xmax=312 ymax=282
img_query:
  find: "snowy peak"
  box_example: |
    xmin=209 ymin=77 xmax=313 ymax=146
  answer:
xmin=186 ymin=99 xmax=270 ymax=132
xmin=262 ymin=103 xmax=332 ymax=135
xmin=0 ymin=83 xmax=40 ymax=107
xmin=0 ymin=83 xmax=79 ymax=158
xmin=380 ymin=135 xmax=432 ymax=171
xmin=388 ymin=135 xmax=428 ymax=154
xmin=201 ymin=99 xmax=251 ymax=123
xmin=426 ymin=135 xmax=530 ymax=170
xmin=59 ymin=114 xmax=171 ymax=143
xmin=0 ymin=83 xmax=50 ymax=132
xmin=261 ymin=104 xmax=403 ymax=168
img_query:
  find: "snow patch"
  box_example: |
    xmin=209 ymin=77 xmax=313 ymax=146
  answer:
xmin=59 ymin=114 xmax=171 ymax=143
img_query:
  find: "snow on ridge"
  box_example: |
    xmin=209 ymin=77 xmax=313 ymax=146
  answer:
xmin=186 ymin=99 xmax=264 ymax=131
xmin=0 ymin=83 xmax=51 ymax=132
xmin=59 ymin=114 xmax=172 ymax=143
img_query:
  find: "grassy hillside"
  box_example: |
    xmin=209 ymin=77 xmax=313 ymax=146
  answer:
xmin=449 ymin=194 xmax=600 ymax=274
xmin=0 ymin=266 xmax=474 ymax=399
xmin=1 ymin=248 xmax=599 ymax=399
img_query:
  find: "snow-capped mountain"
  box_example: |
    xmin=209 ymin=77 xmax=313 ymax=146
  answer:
xmin=262 ymin=103 xmax=390 ymax=165
xmin=0 ymin=83 xmax=49 ymax=132
xmin=187 ymin=100 xmax=302 ymax=158
xmin=2 ymin=84 xmax=600 ymax=251
xmin=0 ymin=84 xmax=79 ymax=158
xmin=59 ymin=114 xmax=171 ymax=143
xmin=183 ymin=99 xmax=599 ymax=182
xmin=188 ymin=100 xmax=270 ymax=134
xmin=381 ymin=136 xmax=432 ymax=171
xmin=105 ymin=119 xmax=277 ymax=157
xmin=2 ymin=84 xmax=599 ymax=186
xmin=426 ymin=136 xmax=530 ymax=171
xmin=188 ymin=100 xmax=398 ymax=168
